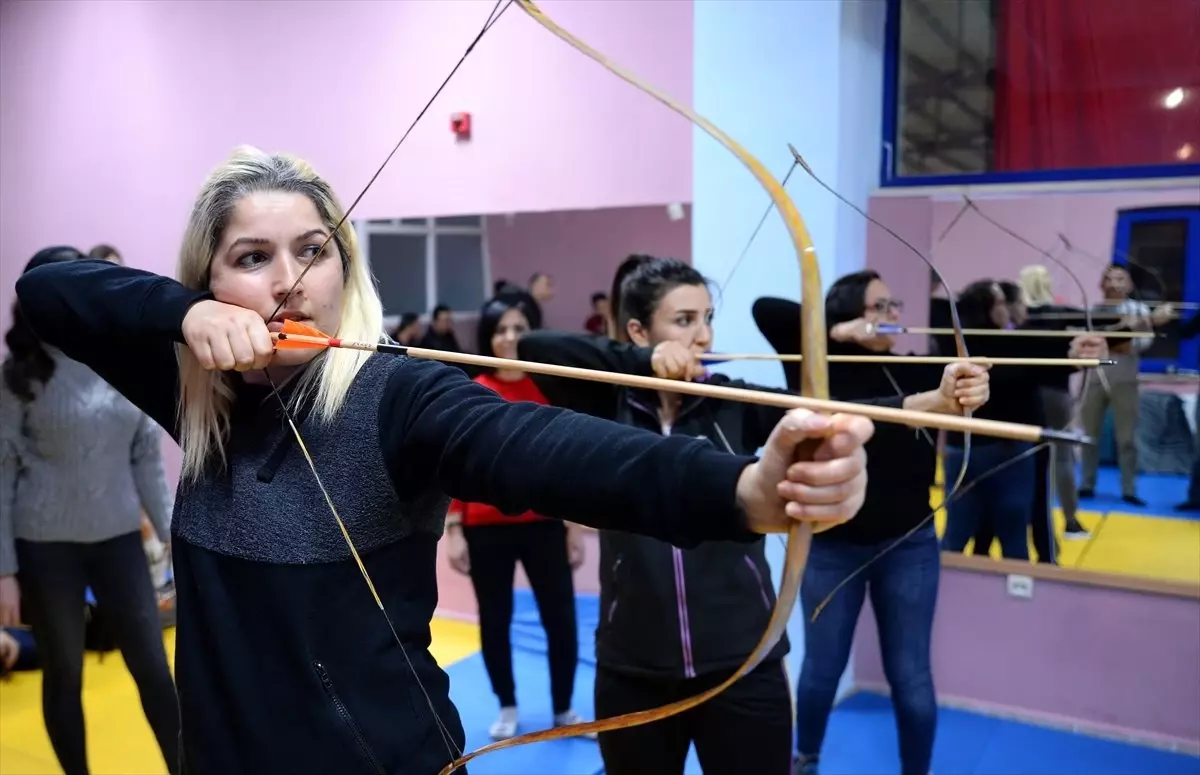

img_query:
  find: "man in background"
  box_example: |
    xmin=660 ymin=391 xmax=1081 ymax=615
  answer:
xmin=1079 ymin=265 xmax=1173 ymax=507
xmin=419 ymin=304 xmax=462 ymax=352
xmin=585 ymin=292 xmax=609 ymax=336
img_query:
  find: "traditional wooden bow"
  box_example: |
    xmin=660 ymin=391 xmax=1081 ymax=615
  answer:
xmin=437 ymin=1 xmax=827 ymax=770
xmin=248 ymin=1 xmax=1082 ymax=771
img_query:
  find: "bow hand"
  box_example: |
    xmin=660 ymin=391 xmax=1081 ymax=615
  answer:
xmin=939 ymin=361 xmax=991 ymax=414
xmin=1069 ymin=334 xmax=1108 ymax=361
xmin=736 ymin=409 xmax=873 ymax=536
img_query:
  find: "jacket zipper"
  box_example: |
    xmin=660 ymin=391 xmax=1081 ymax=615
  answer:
xmin=313 ymin=662 xmax=386 ymax=774
xmin=743 ymin=555 xmax=772 ymax=611
xmin=626 ymin=397 xmax=703 ymax=678
xmin=607 ymin=557 xmax=622 ymax=623
xmin=661 ymin=417 xmax=697 ymax=678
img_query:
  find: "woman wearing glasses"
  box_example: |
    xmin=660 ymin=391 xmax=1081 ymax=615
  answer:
xmin=753 ymin=270 xmax=989 ymax=775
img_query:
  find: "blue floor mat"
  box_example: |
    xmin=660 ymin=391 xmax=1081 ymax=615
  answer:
xmin=1082 ymin=465 xmax=1194 ymax=520
xmin=445 ymin=594 xmax=604 ymax=775
xmin=447 ymin=591 xmax=1200 ymax=775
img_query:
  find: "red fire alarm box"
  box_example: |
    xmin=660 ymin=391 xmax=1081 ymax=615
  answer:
xmin=451 ymin=112 xmax=472 ymax=140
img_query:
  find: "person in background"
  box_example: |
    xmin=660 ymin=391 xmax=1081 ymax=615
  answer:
xmin=940 ymin=280 xmax=1104 ymax=562
xmin=519 ymin=257 xmax=977 ymax=775
xmin=928 ymin=268 xmax=955 ymax=357
xmin=1018 ymin=266 xmax=1089 ymax=538
xmin=754 ymin=272 xmax=990 ymax=775
xmin=87 ymin=244 xmax=122 ymax=263
xmin=998 ymin=281 xmax=1027 ymax=328
xmin=87 ymin=245 xmax=177 ymax=589
xmin=584 ymin=292 xmax=609 ymax=336
xmin=498 ymin=273 xmax=555 ymax=331
xmin=389 ymin=311 xmax=422 ymax=345
xmin=443 ymin=295 xmax=587 ymax=741
xmin=418 ymin=303 xmax=461 ymax=352
xmin=0 ymin=247 xmax=180 ymax=775
xmin=1079 ymin=265 xmax=1171 ymax=507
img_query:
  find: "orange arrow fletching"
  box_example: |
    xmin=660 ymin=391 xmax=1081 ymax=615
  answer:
xmin=282 ymin=319 xmax=328 ymax=338
xmin=274 ymin=319 xmax=332 ymax=349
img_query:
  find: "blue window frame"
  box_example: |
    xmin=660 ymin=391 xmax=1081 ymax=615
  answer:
xmin=879 ymin=0 xmax=1200 ymax=188
xmin=1112 ymin=206 xmax=1200 ymax=373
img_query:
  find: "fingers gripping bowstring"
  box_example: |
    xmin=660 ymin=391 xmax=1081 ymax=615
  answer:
xmin=259 ymin=0 xmax=515 ymax=764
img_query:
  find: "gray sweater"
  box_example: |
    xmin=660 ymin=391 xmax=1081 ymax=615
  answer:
xmin=0 ymin=348 xmax=173 ymax=575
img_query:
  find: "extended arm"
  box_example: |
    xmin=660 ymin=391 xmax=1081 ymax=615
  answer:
xmin=381 ymin=359 xmax=761 ymax=550
xmin=516 ymin=330 xmax=652 ymax=417
xmin=14 ymin=260 xmax=204 ymax=438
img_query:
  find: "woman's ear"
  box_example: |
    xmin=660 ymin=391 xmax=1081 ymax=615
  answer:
xmin=626 ymin=319 xmax=651 ymax=348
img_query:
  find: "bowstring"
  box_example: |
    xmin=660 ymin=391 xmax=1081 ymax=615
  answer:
xmin=786 ymin=147 xmax=976 ymax=498
xmin=810 ymin=441 xmax=1052 ymax=621
xmin=720 ymin=145 xmax=977 ymax=609
xmin=257 ymin=0 xmax=515 ymax=763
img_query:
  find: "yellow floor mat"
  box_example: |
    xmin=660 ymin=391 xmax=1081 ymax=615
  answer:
xmin=0 ymin=619 xmax=481 ymax=775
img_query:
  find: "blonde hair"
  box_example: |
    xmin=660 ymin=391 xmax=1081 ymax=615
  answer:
xmin=175 ymin=146 xmax=383 ymax=482
xmin=1018 ymin=265 xmax=1054 ymax=307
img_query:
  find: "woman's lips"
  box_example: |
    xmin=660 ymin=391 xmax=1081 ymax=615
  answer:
xmin=266 ymin=318 xmax=308 ymax=333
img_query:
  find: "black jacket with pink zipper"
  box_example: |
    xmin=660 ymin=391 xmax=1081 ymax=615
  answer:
xmin=518 ymin=331 xmax=905 ymax=680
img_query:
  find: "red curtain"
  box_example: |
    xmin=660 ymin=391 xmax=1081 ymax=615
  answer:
xmin=993 ymin=0 xmax=1200 ymax=172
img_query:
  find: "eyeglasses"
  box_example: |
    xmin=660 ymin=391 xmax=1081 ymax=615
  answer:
xmin=868 ymin=299 xmax=904 ymax=313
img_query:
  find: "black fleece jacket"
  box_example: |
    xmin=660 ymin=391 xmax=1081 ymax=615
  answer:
xmin=15 ymin=259 xmax=767 ymax=775
xmin=516 ymin=330 xmax=907 ymax=677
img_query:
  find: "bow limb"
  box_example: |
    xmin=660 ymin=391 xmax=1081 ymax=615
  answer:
xmin=437 ymin=2 xmax=825 ymax=772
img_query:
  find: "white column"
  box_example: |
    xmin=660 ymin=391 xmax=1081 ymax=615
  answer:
xmin=692 ymin=0 xmax=887 ymax=701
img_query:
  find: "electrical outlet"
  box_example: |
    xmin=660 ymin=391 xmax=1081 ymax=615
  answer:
xmin=1006 ymin=574 xmax=1034 ymax=599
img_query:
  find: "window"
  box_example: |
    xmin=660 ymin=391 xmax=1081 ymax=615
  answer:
xmin=882 ymin=0 xmax=1200 ymax=186
xmin=1112 ymin=206 xmax=1200 ymax=373
xmin=357 ymin=216 xmax=490 ymax=319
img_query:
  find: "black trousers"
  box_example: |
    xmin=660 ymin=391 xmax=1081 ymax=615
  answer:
xmin=595 ymin=659 xmax=793 ymax=775
xmin=972 ymin=444 xmax=1057 ymax=564
xmin=16 ymin=532 xmax=180 ymax=775
xmin=463 ymin=520 xmax=578 ymax=712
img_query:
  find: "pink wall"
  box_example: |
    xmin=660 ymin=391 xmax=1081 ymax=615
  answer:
xmin=0 ymin=0 xmax=693 ymax=318
xmin=852 ymin=563 xmax=1200 ymax=751
xmin=864 ymin=196 xmax=933 ymax=356
xmin=486 ymin=204 xmax=693 ymax=331
xmin=867 ymin=186 xmax=1200 ymax=353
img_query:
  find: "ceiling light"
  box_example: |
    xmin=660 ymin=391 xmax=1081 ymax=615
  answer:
xmin=1165 ymin=88 xmax=1185 ymax=109
xmin=1178 ymin=143 xmax=1194 ymax=160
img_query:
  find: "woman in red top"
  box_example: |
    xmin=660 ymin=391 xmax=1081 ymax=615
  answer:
xmin=444 ymin=295 xmax=588 ymax=742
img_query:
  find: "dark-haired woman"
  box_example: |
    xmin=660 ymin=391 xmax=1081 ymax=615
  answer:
xmin=754 ymin=270 xmax=990 ymax=775
xmin=389 ymin=311 xmax=422 ymax=345
xmin=0 ymin=247 xmax=180 ymax=775
xmin=443 ymin=296 xmax=588 ymax=741
xmin=940 ymin=280 xmax=1105 ymax=562
xmin=517 ymin=256 xmax=983 ymax=775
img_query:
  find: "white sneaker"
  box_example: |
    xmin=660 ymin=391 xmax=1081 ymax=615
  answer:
xmin=488 ymin=707 xmax=518 ymax=740
xmin=554 ymin=709 xmax=597 ymax=740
